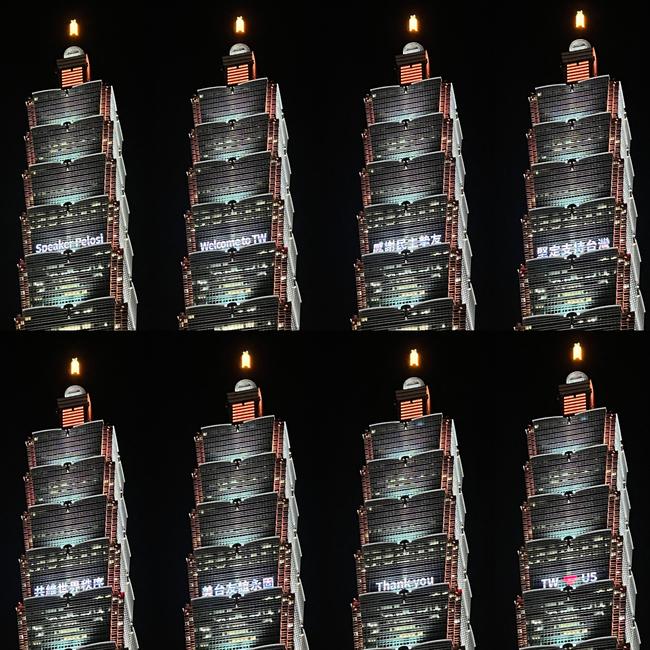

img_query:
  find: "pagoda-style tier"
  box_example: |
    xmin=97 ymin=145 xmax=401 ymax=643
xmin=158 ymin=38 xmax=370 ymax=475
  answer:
xmin=518 ymin=529 xmax=631 ymax=593
xmin=516 ymin=581 xmax=637 ymax=649
xmin=185 ymin=589 xmax=295 ymax=650
xmin=355 ymin=245 xmax=465 ymax=312
xmin=180 ymin=297 xmax=291 ymax=331
xmin=353 ymin=299 xmax=465 ymax=332
xmin=352 ymin=585 xmax=465 ymax=650
xmin=19 ymin=244 xmax=126 ymax=311
xmin=182 ymin=243 xmax=288 ymax=308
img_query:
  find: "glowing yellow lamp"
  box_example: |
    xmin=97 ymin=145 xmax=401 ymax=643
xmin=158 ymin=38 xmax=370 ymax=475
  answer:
xmin=572 ymin=343 xmax=584 ymax=362
xmin=409 ymin=349 xmax=420 ymax=368
xmin=241 ymin=351 xmax=252 ymax=369
xmin=70 ymin=358 xmax=81 ymax=376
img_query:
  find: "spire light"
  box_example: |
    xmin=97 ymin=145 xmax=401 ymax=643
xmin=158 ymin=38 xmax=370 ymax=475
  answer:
xmin=235 ymin=16 xmax=246 ymax=34
xmin=575 ymin=10 xmax=586 ymax=30
xmin=69 ymin=19 xmax=79 ymax=38
xmin=572 ymin=343 xmax=584 ymax=362
xmin=408 ymin=14 xmax=419 ymax=33
xmin=70 ymin=358 xmax=81 ymax=376
xmin=241 ymin=351 xmax=252 ymax=369
xmin=409 ymin=349 xmax=420 ymax=368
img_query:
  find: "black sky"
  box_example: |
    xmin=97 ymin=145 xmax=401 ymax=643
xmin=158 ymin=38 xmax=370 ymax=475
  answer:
xmin=0 ymin=334 xmax=648 ymax=646
xmin=0 ymin=1 xmax=647 ymax=330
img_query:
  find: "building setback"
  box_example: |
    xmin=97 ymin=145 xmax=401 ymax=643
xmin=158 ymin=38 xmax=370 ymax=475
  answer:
xmin=352 ymin=375 xmax=475 ymax=649
xmin=352 ymin=41 xmax=475 ymax=331
xmin=518 ymin=37 xmax=644 ymax=330
xmin=515 ymin=369 xmax=641 ymax=649
xmin=183 ymin=377 xmax=308 ymax=649
xmin=16 ymin=382 xmax=138 ymax=648
xmin=179 ymin=42 xmax=300 ymax=331
xmin=16 ymin=43 xmax=136 ymax=331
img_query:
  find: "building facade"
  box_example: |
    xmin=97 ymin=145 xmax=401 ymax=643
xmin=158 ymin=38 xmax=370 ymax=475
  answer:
xmin=352 ymin=376 xmax=474 ymax=649
xmin=518 ymin=38 xmax=644 ymax=330
xmin=352 ymin=42 xmax=475 ymax=331
xmin=16 ymin=383 xmax=138 ymax=649
xmin=515 ymin=371 xmax=640 ymax=649
xmin=183 ymin=379 xmax=308 ymax=649
xmin=179 ymin=43 xmax=300 ymax=331
xmin=16 ymin=45 xmax=136 ymax=331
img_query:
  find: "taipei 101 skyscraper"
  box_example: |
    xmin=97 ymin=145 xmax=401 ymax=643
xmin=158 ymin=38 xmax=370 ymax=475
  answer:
xmin=352 ymin=16 xmax=476 ymax=331
xmin=16 ymin=359 xmax=138 ymax=649
xmin=183 ymin=352 xmax=309 ymax=650
xmin=16 ymin=21 xmax=137 ymax=331
xmin=517 ymin=12 xmax=644 ymax=330
xmin=178 ymin=17 xmax=301 ymax=331
xmin=515 ymin=344 xmax=641 ymax=649
xmin=351 ymin=350 xmax=475 ymax=650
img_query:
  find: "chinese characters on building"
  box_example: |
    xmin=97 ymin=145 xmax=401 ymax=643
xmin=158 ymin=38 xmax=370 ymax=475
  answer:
xmin=33 ymin=577 xmax=106 ymax=597
xmin=536 ymin=238 xmax=611 ymax=259
xmin=372 ymin=234 xmax=443 ymax=254
xmin=201 ymin=576 xmax=275 ymax=598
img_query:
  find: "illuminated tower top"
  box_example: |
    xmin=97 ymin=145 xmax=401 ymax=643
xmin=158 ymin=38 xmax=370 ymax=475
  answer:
xmin=57 ymin=20 xmax=91 ymax=88
xmin=562 ymin=38 xmax=598 ymax=83
xmin=223 ymin=42 xmax=257 ymax=86
xmin=396 ymin=41 xmax=430 ymax=85
xmin=562 ymin=11 xmax=597 ymax=82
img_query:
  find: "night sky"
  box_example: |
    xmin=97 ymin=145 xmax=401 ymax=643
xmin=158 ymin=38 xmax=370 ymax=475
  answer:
xmin=1 ymin=2 xmax=649 ymax=648
xmin=0 ymin=334 xmax=648 ymax=647
xmin=0 ymin=1 xmax=647 ymax=330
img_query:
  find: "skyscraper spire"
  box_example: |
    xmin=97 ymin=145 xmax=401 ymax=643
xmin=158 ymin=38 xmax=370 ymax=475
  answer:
xmin=352 ymin=18 xmax=475 ymax=330
xmin=16 ymin=361 xmax=138 ymax=648
xmin=16 ymin=21 xmax=137 ymax=331
xmin=179 ymin=18 xmax=301 ymax=331
xmin=517 ymin=12 xmax=644 ymax=330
